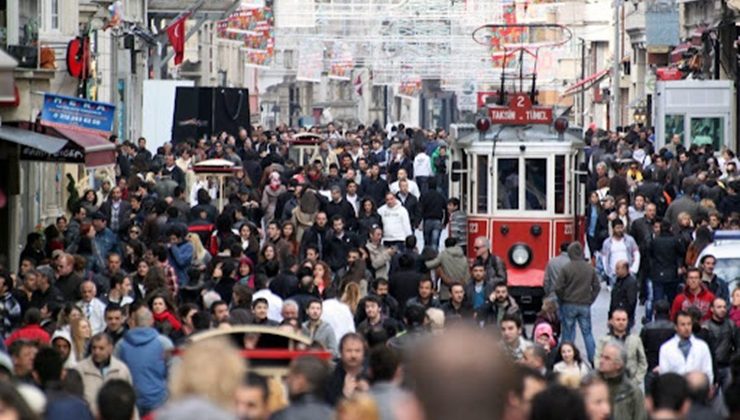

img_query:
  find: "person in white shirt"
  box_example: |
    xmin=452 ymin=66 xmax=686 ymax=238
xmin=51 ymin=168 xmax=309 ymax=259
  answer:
xmin=377 ymin=192 xmax=413 ymax=246
xmin=320 ymin=289 xmax=356 ymax=343
xmin=78 ymin=281 xmax=107 ymax=334
xmin=253 ymin=276 xmax=283 ymax=323
xmin=389 ymin=169 xmax=420 ymax=198
xmin=413 ymin=150 xmax=433 ymax=194
xmin=658 ymin=309 xmax=714 ymax=383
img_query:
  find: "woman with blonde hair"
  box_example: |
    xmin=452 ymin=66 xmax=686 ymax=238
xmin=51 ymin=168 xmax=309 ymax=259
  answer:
xmin=69 ymin=317 xmax=92 ymax=361
xmin=187 ymin=232 xmax=211 ymax=271
xmin=336 ymin=393 xmax=380 ymax=420
xmin=162 ymin=337 xmax=246 ymax=416
xmin=340 ymin=282 xmax=362 ymax=315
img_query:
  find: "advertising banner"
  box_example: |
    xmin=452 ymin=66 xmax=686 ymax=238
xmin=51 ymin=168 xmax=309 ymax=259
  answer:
xmin=40 ymin=93 xmax=115 ymax=133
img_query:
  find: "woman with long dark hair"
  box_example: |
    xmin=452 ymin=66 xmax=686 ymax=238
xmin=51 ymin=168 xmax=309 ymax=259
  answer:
xmin=553 ymin=341 xmax=591 ymax=380
xmin=357 ymin=198 xmax=382 ymax=242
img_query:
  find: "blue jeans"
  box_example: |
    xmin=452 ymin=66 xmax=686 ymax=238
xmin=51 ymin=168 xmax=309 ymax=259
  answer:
xmin=423 ymin=219 xmax=443 ymax=249
xmin=560 ymin=303 xmax=597 ymax=364
xmin=653 ymin=281 xmax=680 ymax=310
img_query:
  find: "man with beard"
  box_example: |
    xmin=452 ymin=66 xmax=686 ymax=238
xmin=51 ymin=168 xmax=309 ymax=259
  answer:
xmin=476 ymin=281 xmax=521 ymax=328
xmin=323 ymin=216 xmax=359 ymax=273
xmin=702 ymin=297 xmax=740 ymax=390
xmin=441 ymin=282 xmax=474 ymax=322
xmin=594 ymin=309 xmax=647 ymax=388
xmin=300 ymin=212 xmax=329 ymax=260
xmin=600 ymin=219 xmax=640 ymax=288
xmin=325 ymin=333 xmax=368 ymax=406
xmin=357 ymin=296 xmax=400 ymax=344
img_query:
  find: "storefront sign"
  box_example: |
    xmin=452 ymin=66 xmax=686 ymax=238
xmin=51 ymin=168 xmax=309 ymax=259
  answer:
xmin=40 ymin=93 xmax=115 ymax=133
xmin=20 ymin=143 xmax=85 ymax=163
xmin=488 ymin=93 xmax=553 ymax=125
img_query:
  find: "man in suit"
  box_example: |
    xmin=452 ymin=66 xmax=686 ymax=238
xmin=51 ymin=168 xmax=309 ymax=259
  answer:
xmin=98 ymin=186 xmax=131 ymax=237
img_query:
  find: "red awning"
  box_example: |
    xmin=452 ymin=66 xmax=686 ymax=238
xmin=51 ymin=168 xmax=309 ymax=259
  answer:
xmin=53 ymin=127 xmax=116 ymax=168
xmin=561 ymin=68 xmax=610 ymax=97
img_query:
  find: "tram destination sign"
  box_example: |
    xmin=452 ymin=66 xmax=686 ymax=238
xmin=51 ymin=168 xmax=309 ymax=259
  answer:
xmin=487 ymin=93 xmax=553 ymax=125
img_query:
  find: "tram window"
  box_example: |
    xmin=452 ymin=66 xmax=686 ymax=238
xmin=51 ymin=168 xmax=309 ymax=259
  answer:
xmin=477 ymin=155 xmax=489 ymax=213
xmin=525 ymin=159 xmax=547 ymax=211
xmin=555 ymin=155 xmax=566 ymax=214
xmin=497 ymin=158 xmax=519 ymax=210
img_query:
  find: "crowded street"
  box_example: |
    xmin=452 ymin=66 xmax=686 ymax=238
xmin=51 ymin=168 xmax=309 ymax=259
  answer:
xmin=1 ymin=1 xmax=740 ymax=420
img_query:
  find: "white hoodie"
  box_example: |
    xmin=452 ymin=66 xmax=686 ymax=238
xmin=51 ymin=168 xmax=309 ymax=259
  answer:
xmin=378 ymin=203 xmax=412 ymax=242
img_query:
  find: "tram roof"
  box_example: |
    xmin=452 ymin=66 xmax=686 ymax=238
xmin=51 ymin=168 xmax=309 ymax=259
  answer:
xmin=453 ymin=123 xmax=585 ymax=148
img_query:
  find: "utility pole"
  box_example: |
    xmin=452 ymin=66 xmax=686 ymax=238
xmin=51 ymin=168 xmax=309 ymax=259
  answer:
xmin=611 ymin=0 xmax=622 ymax=131
xmin=580 ymin=38 xmax=586 ymax=128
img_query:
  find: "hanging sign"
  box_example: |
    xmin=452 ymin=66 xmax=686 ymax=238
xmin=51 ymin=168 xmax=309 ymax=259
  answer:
xmin=488 ymin=93 xmax=552 ymax=125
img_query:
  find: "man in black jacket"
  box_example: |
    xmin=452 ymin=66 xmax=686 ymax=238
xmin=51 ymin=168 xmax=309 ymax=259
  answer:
xmin=389 ymin=255 xmax=424 ymax=312
xmin=324 ymin=186 xmax=358 ymax=232
xmin=322 ymin=216 xmax=359 ymax=272
xmin=300 ymin=212 xmax=329 ymax=260
xmin=419 ymin=178 xmax=446 ymax=248
xmin=647 ymin=221 xmax=686 ymax=322
xmin=703 ymin=297 xmax=740 ymax=390
xmin=609 ymin=260 xmax=639 ymax=330
xmin=359 ymin=163 xmax=389 ymax=207
xmin=630 ymin=202 xmax=656 ymax=303
xmin=160 ymin=153 xmax=185 ymax=189
xmin=639 ymin=300 xmax=675 ymax=390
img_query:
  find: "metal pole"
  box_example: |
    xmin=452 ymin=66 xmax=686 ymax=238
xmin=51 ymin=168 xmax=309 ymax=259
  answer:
xmin=611 ymin=0 xmax=621 ymax=131
xmin=580 ymin=38 xmax=586 ymax=127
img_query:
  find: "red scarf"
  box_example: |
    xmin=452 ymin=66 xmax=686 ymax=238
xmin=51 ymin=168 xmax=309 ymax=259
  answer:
xmin=153 ymin=310 xmax=182 ymax=331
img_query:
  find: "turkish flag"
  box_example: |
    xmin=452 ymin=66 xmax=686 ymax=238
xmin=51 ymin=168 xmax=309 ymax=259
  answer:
xmin=166 ymin=14 xmax=189 ymax=65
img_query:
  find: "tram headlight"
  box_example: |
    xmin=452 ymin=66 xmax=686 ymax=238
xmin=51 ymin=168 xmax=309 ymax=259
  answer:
xmin=509 ymin=243 xmax=532 ymax=268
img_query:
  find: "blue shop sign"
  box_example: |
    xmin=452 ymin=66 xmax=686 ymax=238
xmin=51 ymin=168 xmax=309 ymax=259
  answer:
xmin=41 ymin=93 xmax=115 ymax=133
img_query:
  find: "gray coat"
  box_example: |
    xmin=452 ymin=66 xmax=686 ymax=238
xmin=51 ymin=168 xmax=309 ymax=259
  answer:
xmin=302 ymin=320 xmax=338 ymax=356
xmin=425 ymin=245 xmax=470 ymax=300
xmin=543 ymin=251 xmax=570 ymax=298
xmin=555 ymin=242 xmax=601 ymax=305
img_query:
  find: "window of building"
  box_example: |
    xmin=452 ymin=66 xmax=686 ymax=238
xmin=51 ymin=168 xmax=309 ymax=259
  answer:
xmin=50 ymin=0 xmax=59 ymax=30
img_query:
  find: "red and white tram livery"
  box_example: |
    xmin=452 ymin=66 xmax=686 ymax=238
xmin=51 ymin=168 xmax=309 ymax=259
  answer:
xmin=449 ymin=94 xmax=585 ymax=316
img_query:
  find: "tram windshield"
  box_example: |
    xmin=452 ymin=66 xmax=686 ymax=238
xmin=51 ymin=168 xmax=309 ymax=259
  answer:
xmin=525 ymin=159 xmax=547 ymax=210
xmin=497 ymin=158 xmax=519 ymax=210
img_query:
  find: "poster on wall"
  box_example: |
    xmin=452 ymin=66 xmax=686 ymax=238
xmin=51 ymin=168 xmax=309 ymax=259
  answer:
xmin=690 ymin=116 xmax=723 ymax=150
xmin=328 ymin=42 xmax=353 ymax=80
xmin=398 ymin=73 xmax=422 ymax=98
xmin=297 ymin=41 xmax=324 ymax=82
xmin=217 ymin=0 xmax=275 ymax=68
xmin=664 ymin=114 xmax=685 ymax=145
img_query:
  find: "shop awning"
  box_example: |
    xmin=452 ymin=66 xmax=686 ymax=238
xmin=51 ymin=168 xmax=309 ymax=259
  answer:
xmin=561 ymin=68 xmax=611 ymax=97
xmin=0 ymin=125 xmax=68 ymax=154
xmin=53 ymin=127 xmax=116 ymax=168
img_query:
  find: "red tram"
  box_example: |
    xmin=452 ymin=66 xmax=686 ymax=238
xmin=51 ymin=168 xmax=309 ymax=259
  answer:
xmin=449 ymin=95 xmax=585 ymax=316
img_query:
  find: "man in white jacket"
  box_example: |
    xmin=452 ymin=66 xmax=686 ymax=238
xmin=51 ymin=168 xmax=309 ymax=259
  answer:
xmin=658 ymin=309 xmax=714 ymax=383
xmin=377 ymin=192 xmax=413 ymax=249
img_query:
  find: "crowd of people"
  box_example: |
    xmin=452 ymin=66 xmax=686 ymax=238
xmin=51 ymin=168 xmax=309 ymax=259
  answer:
xmin=0 ymin=120 xmax=738 ymax=420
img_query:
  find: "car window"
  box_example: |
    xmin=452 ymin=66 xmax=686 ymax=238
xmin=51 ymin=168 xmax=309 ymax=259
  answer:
xmin=715 ymin=258 xmax=740 ymax=287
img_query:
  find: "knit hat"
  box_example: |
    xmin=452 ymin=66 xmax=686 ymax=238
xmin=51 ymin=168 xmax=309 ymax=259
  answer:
xmin=534 ymin=322 xmax=556 ymax=349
